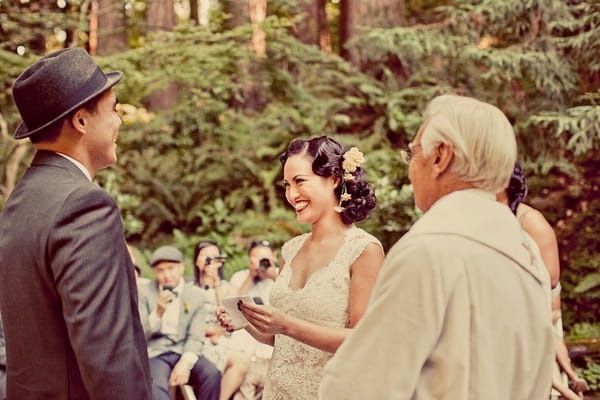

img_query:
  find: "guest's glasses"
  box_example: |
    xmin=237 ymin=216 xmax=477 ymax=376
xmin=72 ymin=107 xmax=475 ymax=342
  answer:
xmin=400 ymin=144 xmax=422 ymax=165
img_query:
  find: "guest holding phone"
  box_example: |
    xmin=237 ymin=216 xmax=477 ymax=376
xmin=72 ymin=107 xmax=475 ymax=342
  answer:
xmin=138 ymin=245 xmax=221 ymax=400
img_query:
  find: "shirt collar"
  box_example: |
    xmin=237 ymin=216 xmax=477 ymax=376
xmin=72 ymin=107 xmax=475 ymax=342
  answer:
xmin=55 ymin=152 xmax=92 ymax=181
xmin=160 ymin=279 xmax=185 ymax=296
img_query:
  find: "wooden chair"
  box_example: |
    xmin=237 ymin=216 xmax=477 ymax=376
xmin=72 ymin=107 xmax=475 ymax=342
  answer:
xmin=170 ymin=384 xmax=197 ymax=400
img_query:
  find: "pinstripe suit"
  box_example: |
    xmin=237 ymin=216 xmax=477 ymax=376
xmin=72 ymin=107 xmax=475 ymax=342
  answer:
xmin=0 ymin=151 xmax=152 ymax=399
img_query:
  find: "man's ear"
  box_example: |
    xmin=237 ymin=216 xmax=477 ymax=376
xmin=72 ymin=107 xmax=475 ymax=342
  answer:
xmin=433 ymin=142 xmax=454 ymax=175
xmin=69 ymin=109 xmax=87 ymax=134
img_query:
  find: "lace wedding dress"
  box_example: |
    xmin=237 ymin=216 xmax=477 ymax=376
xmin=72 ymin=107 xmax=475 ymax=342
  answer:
xmin=263 ymin=226 xmax=381 ymax=400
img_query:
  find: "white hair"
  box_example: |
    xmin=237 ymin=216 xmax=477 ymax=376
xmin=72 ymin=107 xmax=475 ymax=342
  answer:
xmin=420 ymin=94 xmax=517 ymax=193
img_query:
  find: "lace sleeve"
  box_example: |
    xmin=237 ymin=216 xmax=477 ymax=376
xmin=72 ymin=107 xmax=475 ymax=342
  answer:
xmin=341 ymin=228 xmax=383 ymax=269
xmin=281 ymin=233 xmax=310 ymax=265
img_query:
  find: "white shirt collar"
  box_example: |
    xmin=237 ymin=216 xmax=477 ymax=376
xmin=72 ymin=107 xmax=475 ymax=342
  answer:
xmin=160 ymin=278 xmax=185 ymax=295
xmin=55 ymin=152 xmax=92 ymax=181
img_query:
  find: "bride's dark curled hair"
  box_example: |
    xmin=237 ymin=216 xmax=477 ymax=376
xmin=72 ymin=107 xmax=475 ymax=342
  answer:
xmin=279 ymin=136 xmax=376 ymax=225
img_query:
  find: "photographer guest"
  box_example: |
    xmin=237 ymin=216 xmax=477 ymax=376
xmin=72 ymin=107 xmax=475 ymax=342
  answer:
xmin=227 ymin=240 xmax=278 ymax=399
xmin=194 ymin=241 xmax=251 ymax=400
xmin=230 ymin=239 xmax=279 ymax=300
xmin=194 ymin=241 xmax=237 ymax=305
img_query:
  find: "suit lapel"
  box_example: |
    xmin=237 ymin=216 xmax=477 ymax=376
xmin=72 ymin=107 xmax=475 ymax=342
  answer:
xmin=177 ymin=284 xmax=190 ymax=336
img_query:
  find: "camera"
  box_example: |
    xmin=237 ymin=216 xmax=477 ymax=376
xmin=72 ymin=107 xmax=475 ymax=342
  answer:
xmin=259 ymin=258 xmax=271 ymax=270
xmin=205 ymin=255 xmax=227 ymax=265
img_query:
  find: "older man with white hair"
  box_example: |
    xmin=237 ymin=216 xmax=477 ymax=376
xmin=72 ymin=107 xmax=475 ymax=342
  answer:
xmin=319 ymin=95 xmax=554 ymax=399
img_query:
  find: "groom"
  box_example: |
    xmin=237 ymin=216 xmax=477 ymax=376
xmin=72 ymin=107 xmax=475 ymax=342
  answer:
xmin=0 ymin=48 xmax=151 ymax=399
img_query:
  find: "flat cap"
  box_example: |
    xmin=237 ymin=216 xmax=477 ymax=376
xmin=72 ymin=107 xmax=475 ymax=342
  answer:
xmin=150 ymin=245 xmax=183 ymax=267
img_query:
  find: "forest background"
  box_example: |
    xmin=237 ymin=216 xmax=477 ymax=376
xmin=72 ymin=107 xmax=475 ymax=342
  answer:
xmin=1 ymin=0 xmax=599 ymax=390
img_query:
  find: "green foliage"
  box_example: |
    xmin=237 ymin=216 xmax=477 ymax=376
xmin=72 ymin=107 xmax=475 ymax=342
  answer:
xmin=1 ymin=0 xmax=598 ymax=336
xmin=568 ymin=323 xmax=600 ymax=341
xmin=567 ymin=323 xmax=600 ymax=395
xmin=348 ymin=0 xmax=600 ymax=330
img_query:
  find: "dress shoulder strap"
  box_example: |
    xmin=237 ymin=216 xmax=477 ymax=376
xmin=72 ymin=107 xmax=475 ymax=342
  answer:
xmin=337 ymin=227 xmax=382 ymax=270
xmin=517 ymin=207 xmax=533 ymax=226
xmin=281 ymin=233 xmax=310 ymax=264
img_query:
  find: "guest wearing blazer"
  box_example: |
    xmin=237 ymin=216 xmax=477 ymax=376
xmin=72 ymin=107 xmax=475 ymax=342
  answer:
xmin=0 ymin=48 xmax=152 ymax=399
xmin=138 ymin=245 xmax=221 ymax=400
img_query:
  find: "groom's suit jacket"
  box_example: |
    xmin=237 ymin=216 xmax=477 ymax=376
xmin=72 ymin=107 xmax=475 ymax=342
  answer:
xmin=0 ymin=150 xmax=152 ymax=399
xmin=138 ymin=281 xmax=207 ymax=359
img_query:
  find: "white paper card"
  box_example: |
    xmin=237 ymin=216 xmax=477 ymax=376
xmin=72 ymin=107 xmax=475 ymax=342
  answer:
xmin=221 ymin=296 xmax=254 ymax=328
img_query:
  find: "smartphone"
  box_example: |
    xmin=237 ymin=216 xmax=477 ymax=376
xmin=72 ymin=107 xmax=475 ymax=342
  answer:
xmin=252 ymin=297 xmax=264 ymax=305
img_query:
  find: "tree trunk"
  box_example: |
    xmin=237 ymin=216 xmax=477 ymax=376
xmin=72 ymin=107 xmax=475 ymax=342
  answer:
xmin=96 ymin=0 xmax=127 ymax=55
xmin=295 ymin=0 xmax=319 ymax=46
xmin=222 ymin=0 xmax=250 ymax=29
xmin=145 ymin=0 xmax=177 ymax=111
xmin=340 ymin=0 xmax=406 ymax=65
xmin=249 ymin=0 xmax=267 ymax=55
xmin=147 ymin=0 xmax=175 ymax=31
xmin=294 ymin=0 xmax=331 ymax=52
xmin=198 ymin=0 xmax=211 ymax=25
xmin=28 ymin=0 xmax=51 ymax=54
xmin=317 ymin=0 xmax=331 ymax=52
xmin=89 ymin=0 xmax=98 ymax=54
xmin=190 ymin=0 xmax=199 ymax=24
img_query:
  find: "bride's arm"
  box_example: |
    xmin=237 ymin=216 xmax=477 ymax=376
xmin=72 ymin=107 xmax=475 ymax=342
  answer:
xmin=240 ymin=242 xmax=384 ymax=353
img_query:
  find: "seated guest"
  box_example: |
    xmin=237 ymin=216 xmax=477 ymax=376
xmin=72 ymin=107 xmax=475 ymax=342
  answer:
xmin=230 ymin=239 xmax=278 ymax=299
xmin=193 ymin=240 xmax=250 ymax=400
xmin=227 ymin=239 xmax=279 ymax=400
xmin=138 ymin=245 xmax=221 ymax=400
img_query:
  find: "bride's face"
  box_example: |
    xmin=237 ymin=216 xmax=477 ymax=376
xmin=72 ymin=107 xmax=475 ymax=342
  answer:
xmin=283 ymin=154 xmax=339 ymax=225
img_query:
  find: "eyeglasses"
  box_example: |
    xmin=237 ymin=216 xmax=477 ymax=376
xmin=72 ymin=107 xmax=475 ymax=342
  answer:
xmin=400 ymin=144 xmax=422 ymax=165
xmin=249 ymin=239 xmax=272 ymax=251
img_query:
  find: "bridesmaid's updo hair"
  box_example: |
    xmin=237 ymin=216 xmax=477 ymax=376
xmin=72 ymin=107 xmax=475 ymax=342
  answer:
xmin=279 ymin=136 xmax=376 ymax=225
xmin=506 ymin=162 xmax=528 ymax=215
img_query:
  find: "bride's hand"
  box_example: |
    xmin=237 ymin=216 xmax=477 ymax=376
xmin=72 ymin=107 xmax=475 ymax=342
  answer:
xmin=216 ymin=306 xmax=238 ymax=332
xmin=239 ymin=301 xmax=288 ymax=335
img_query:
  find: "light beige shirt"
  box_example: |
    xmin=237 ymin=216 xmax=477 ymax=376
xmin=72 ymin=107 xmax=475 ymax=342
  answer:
xmin=320 ymin=189 xmax=554 ymax=400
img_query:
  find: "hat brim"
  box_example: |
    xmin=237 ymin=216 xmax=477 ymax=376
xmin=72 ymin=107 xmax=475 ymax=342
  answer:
xmin=14 ymin=71 xmax=123 ymax=139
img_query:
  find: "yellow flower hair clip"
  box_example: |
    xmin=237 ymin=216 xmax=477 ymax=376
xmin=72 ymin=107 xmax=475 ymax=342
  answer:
xmin=335 ymin=147 xmax=365 ymax=213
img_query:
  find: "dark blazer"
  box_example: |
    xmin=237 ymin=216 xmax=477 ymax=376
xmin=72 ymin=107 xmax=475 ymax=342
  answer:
xmin=0 ymin=151 xmax=152 ymax=399
xmin=138 ymin=281 xmax=207 ymax=359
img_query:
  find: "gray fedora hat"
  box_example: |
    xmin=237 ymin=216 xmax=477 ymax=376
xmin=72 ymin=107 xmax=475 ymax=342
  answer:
xmin=12 ymin=47 xmax=123 ymax=139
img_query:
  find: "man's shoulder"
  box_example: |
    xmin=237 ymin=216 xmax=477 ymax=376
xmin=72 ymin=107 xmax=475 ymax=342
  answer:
xmin=182 ymin=282 xmax=206 ymax=302
xmin=231 ymin=269 xmax=249 ymax=281
xmin=138 ymin=280 xmax=158 ymax=297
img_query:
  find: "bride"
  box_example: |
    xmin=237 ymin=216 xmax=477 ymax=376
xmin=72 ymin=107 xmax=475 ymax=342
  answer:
xmin=218 ymin=136 xmax=385 ymax=400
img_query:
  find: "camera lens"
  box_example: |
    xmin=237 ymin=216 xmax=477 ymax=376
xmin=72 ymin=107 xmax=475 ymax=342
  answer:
xmin=259 ymin=258 xmax=271 ymax=270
